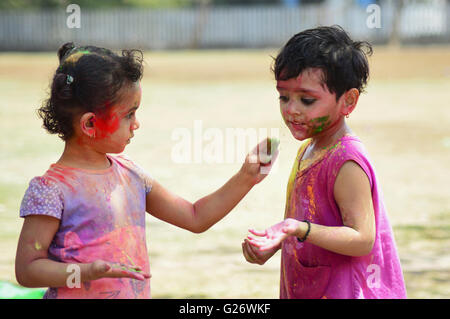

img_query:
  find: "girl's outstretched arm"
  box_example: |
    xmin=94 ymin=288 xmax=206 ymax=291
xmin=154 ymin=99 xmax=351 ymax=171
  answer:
xmin=15 ymin=215 xmax=150 ymax=288
xmin=247 ymin=161 xmax=376 ymax=257
xmin=146 ymin=139 xmax=279 ymax=233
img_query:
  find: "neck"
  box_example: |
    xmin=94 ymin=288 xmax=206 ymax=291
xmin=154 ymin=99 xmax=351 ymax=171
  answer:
xmin=310 ymin=117 xmax=352 ymax=150
xmin=57 ymin=138 xmax=110 ymax=170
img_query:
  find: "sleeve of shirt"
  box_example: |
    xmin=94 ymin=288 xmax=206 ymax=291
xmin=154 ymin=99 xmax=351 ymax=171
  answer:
xmin=20 ymin=177 xmax=64 ymax=219
xmin=115 ymin=154 xmax=153 ymax=194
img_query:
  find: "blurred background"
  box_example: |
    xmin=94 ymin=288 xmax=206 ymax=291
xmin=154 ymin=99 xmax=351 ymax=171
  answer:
xmin=1 ymin=0 xmax=449 ymax=50
xmin=0 ymin=0 xmax=449 ymax=299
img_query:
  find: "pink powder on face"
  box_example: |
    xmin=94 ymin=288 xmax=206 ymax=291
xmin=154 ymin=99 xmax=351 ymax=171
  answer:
xmin=94 ymin=106 xmax=121 ymax=139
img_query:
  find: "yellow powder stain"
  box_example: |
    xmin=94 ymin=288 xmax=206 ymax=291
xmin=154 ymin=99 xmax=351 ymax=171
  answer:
xmin=307 ymin=184 xmax=316 ymax=216
xmin=65 ymin=51 xmax=90 ymax=64
xmin=34 ymin=241 xmax=42 ymax=251
xmin=298 ymin=140 xmax=343 ymax=171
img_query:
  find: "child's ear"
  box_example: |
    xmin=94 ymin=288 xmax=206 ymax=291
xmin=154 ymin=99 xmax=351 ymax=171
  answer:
xmin=341 ymin=88 xmax=359 ymax=117
xmin=79 ymin=112 xmax=97 ymax=138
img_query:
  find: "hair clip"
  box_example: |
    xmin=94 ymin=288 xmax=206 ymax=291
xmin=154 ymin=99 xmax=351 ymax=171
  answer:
xmin=67 ymin=46 xmax=78 ymax=56
xmin=66 ymin=74 xmax=74 ymax=85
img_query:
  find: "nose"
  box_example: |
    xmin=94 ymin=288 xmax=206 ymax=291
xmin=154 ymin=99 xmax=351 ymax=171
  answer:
xmin=284 ymin=100 xmax=301 ymax=117
xmin=132 ymin=118 xmax=140 ymax=131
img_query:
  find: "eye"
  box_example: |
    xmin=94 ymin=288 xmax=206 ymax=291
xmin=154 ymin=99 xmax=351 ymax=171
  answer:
xmin=126 ymin=112 xmax=135 ymax=119
xmin=279 ymin=95 xmax=289 ymax=103
xmin=301 ymin=98 xmax=316 ymax=106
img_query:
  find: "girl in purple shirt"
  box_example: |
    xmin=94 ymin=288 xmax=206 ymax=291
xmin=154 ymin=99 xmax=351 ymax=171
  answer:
xmin=15 ymin=43 xmax=276 ymax=298
xmin=243 ymin=26 xmax=407 ymax=299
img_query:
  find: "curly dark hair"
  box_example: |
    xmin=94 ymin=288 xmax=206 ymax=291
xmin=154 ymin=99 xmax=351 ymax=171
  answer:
xmin=38 ymin=42 xmax=144 ymax=141
xmin=273 ymin=25 xmax=373 ymax=100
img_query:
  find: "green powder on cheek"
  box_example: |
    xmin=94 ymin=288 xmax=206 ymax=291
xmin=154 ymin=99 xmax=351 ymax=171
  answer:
xmin=310 ymin=116 xmax=331 ymax=135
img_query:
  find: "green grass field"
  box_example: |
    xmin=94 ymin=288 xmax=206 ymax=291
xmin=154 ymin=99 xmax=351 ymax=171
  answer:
xmin=0 ymin=47 xmax=449 ymax=298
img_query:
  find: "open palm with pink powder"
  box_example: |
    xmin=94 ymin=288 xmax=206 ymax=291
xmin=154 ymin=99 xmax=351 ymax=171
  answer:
xmin=247 ymin=218 xmax=302 ymax=251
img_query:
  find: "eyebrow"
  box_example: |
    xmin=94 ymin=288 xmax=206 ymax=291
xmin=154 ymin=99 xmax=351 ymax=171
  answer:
xmin=276 ymin=86 xmax=321 ymax=95
xmin=127 ymin=106 xmax=139 ymax=112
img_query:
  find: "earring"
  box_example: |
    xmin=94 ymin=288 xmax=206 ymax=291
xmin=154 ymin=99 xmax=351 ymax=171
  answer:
xmin=346 ymin=114 xmax=350 ymax=118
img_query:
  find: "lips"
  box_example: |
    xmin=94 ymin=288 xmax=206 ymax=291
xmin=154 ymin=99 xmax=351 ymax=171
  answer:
xmin=289 ymin=121 xmax=307 ymax=131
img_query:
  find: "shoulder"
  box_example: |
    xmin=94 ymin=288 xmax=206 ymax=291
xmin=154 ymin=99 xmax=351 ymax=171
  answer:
xmin=110 ymin=154 xmax=147 ymax=175
xmin=325 ymin=135 xmax=374 ymax=189
xmin=26 ymin=175 xmax=63 ymax=196
xmin=109 ymin=154 xmax=154 ymax=194
xmin=335 ymin=161 xmax=371 ymax=189
xmin=110 ymin=153 xmax=135 ymax=168
xmin=20 ymin=176 xmax=64 ymax=219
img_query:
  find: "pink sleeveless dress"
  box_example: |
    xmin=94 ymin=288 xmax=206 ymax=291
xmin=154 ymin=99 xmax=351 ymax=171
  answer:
xmin=280 ymin=135 xmax=407 ymax=299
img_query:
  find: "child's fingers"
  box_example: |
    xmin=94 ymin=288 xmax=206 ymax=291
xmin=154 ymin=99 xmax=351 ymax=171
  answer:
xmin=247 ymin=234 xmax=268 ymax=245
xmin=249 ymin=138 xmax=267 ymax=156
xmin=109 ymin=263 xmax=150 ymax=280
xmin=102 ymin=262 xmax=112 ymax=273
xmin=247 ymin=237 xmax=269 ymax=248
xmin=128 ymin=267 xmax=151 ymax=279
xmin=259 ymin=148 xmax=280 ymax=167
xmin=246 ymin=239 xmax=269 ymax=257
xmin=258 ymin=243 xmax=279 ymax=252
xmin=242 ymin=241 xmax=258 ymax=263
xmin=267 ymin=149 xmax=280 ymax=166
xmin=248 ymin=228 xmax=267 ymax=237
xmin=121 ymin=269 xmax=146 ymax=281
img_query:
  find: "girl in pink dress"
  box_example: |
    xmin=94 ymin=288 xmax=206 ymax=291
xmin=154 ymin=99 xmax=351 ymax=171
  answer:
xmin=243 ymin=26 xmax=407 ymax=299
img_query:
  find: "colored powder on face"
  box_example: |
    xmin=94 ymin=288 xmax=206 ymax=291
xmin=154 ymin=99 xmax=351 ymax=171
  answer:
xmin=310 ymin=116 xmax=330 ymax=135
xmin=94 ymin=106 xmax=120 ymax=139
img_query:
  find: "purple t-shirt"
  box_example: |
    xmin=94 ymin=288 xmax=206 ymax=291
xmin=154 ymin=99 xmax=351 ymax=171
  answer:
xmin=20 ymin=154 xmax=153 ymax=299
xmin=280 ymin=135 xmax=407 ymax=299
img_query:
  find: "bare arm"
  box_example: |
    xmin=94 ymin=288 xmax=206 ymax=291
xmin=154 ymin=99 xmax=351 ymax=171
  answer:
xmin=247 ymin=161 xmax=376 ymax=257
xmin=146 ymin=141 xmax=279 ymax=233
xmin=16 ymin=215 xmax=90 ymax=288
xmin=15 ymin=215 xmax=149 ymax=288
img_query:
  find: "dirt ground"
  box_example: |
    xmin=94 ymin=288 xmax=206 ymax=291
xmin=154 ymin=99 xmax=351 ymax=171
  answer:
xmin=0 ymin=46 xmax=449 ymax=298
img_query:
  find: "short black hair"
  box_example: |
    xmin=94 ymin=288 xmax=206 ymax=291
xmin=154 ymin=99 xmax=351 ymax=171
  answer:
xmin=38 ymin=42 xmax=144 ymax=141
xmin=273 ymin=25 xmax=373 ymax=99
